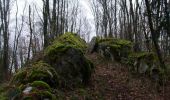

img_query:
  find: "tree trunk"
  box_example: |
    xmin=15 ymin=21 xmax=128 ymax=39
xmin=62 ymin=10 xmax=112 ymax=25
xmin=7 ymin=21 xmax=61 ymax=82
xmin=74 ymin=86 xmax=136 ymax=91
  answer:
xmin=145 ymin=0 xmax=166 ymax=69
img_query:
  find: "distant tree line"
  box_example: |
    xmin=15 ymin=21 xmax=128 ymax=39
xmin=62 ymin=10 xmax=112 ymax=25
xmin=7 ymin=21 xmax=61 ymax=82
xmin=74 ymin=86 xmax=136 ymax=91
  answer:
xmin=0 ymin=0 xmax=92 ymax=81
xmin=90 ymin=0 xmax=170 ymax=70
xmin=0 ymin=0 xmax=169 ymax=82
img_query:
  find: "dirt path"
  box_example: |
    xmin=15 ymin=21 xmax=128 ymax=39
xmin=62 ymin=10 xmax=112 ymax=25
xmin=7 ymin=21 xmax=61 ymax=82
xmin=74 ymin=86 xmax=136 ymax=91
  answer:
xmin=63 ymin=53 xmax=166 ymax=100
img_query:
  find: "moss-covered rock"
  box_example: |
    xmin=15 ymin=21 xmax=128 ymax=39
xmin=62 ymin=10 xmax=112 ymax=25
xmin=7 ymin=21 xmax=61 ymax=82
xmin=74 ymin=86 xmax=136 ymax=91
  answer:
xmin=128 ymin=52 xmax=156 ymax=66
xmin=53 ymin=32 xmax=87 ymax=51
xmin=90 ymin=37 xmax=132 ymax=61
xmin=30 ymin=81 xmax=51 ymax=92
xmin=0 ymin=33 xmax=94 ymax=98
xmin=45 ymin=45 xmax=93 ymax=88
xmin=44 ymin=33 xmax=93 ymax=88
xmin=4 ymin=81 xmax=56 ymax=100
xmin=10 ymin=61 xmax=59 ymax=88
xmin=128 ymin=52 xmax=158 ymax=74
xmin=21 ymin=81 xmax=56 ymax=100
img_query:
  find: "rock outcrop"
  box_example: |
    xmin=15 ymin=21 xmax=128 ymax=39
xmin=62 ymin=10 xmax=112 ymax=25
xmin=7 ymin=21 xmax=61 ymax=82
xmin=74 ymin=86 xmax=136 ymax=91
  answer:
xmin=89 ymin=37 xmax=162 ymax=80
xmin=89 ymin=37 xmax=132 ymax=61
xmin=45 ymin=32 xmax=93 ymax=88
xmin=0 ymin=32 xmax=93 ymax=99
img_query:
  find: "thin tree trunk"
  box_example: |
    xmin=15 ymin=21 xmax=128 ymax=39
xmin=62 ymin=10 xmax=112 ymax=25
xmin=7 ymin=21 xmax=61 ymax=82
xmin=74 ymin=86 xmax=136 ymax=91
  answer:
xmin=27 ymin=5 xmax=33 ymax=62
xmin=145 ymin=0 xmax=166 ymax=69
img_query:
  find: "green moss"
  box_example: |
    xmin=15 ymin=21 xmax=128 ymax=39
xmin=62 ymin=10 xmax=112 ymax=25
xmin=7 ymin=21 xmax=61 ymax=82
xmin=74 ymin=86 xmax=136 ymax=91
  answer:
xmin=12 ymin=85 xmax=56 ymax=100
xmin=45 ymin=42 xmax=93 ymax=87
xmin=98 ymin=38 xmax=132 ymax=48
xmin=45 ymin=42 xmax=69 ymax=55
xmin=10 ymin=69 xmax=27 ymax=85
xmin=45 ymin=41 xmax=83 ymax=62
xmin=114 ymin=39 xmax=132 ymax=47
xmin=53 ymin=32 xmax=87 ymax=51
xmin=98 ymin=38 xmax=113 ymax=43
xmin=44 ymin=33 xmax=87 ymax=62
xmin=128 ymin=52 xmax=157 ymax=65
xmin=11 ymin=61 xmax=59 ymax=88
xmin=44 ymin=33 xmax=93 ymax=87
xmin=31 ymin=90 xmax=56 ymax=100
xmin=129 ymin=52 xmax=154 ymax=59
xmin=0 ymin=85 xmax=8 ymax=100
xmin=6 ymin=80 xmax=55 ymax=99
xmin=97 ymin=38 xmax=132 ymax=61
xmin=31 ymin=81 xmax=51 ymax=92
xmin=127 ymin=52 xmax=159 ymax=75
xmin=0 ymin=93 xmax=8 ymax=100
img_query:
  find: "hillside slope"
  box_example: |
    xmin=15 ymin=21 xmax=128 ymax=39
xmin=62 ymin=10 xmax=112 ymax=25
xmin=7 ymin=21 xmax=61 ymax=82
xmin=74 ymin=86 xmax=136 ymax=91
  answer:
xmin=62 ymin=53 xmax=167 ymax=100
xmin=1 ymin=34 xmax=170 ymax=100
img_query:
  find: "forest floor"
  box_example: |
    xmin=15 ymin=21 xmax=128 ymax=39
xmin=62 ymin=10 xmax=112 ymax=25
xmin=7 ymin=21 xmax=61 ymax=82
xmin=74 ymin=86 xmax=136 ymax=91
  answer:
xmin=61 ymin=53 xmax=170 ymax=100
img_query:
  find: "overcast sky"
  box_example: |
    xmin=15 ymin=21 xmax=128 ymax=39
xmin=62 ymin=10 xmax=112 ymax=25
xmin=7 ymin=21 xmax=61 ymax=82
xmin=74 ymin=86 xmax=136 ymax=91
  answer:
xmin=9 ymin=0 xmax=95 ymax=41
xmin=11 ymin=0 xmax=94 ymax=26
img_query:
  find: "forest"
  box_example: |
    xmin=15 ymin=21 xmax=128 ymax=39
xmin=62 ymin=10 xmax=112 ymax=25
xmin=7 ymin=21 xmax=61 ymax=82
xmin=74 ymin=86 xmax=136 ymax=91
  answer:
xmin=0 ymin=0 xmax=170 ymax=99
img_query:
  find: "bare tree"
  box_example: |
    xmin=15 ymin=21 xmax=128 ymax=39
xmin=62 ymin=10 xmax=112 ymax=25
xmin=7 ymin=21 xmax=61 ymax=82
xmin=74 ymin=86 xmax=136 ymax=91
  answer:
xmin=42 ymin=0 xmax=49 ymax=48
xmin=144 ymin=0 xmax=166 ymax=69
xmin=27 ymin=5 xmax=33 ymax=62
xmin=0 ymin=0 xmax=10 ymax=80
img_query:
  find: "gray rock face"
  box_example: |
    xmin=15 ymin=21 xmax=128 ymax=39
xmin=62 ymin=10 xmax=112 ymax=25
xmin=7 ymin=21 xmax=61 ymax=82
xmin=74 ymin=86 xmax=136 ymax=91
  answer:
xmin=138 ymin=60 xmax=149 ymax=74
xmin=23 ymin=86 xmax=33 ymax=94
xmin=88 ymin=37 xmax=98 ymax=53
xmin=88 ymin=37 xmax=132 ymax=62
xmin=98 ymin=44 xmax=115 ymax=61
xmin=44 ymin=33 xmax=93 ymax=88
xmin=46 ymin=46 xmax=93 ymax=88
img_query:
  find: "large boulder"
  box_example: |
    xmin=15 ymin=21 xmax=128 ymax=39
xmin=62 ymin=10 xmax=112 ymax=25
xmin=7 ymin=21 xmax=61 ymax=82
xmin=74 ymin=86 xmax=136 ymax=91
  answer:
xmin=0 ymin=33 xmax=93 ymax=99
xmin=44 ymin=32 xmax=93 ymax=88
xmin=1 ymin=61 xmax=58 ymax=100
xmin=127 ymin=52 xmax=165 ymax=84
xmin=0 ymin=32 xmax=93 ymax=99
xmin=128 ymin=52 xmax=158 ymax=74
xmin=89 ymin=37 xmax=132 ymax=61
